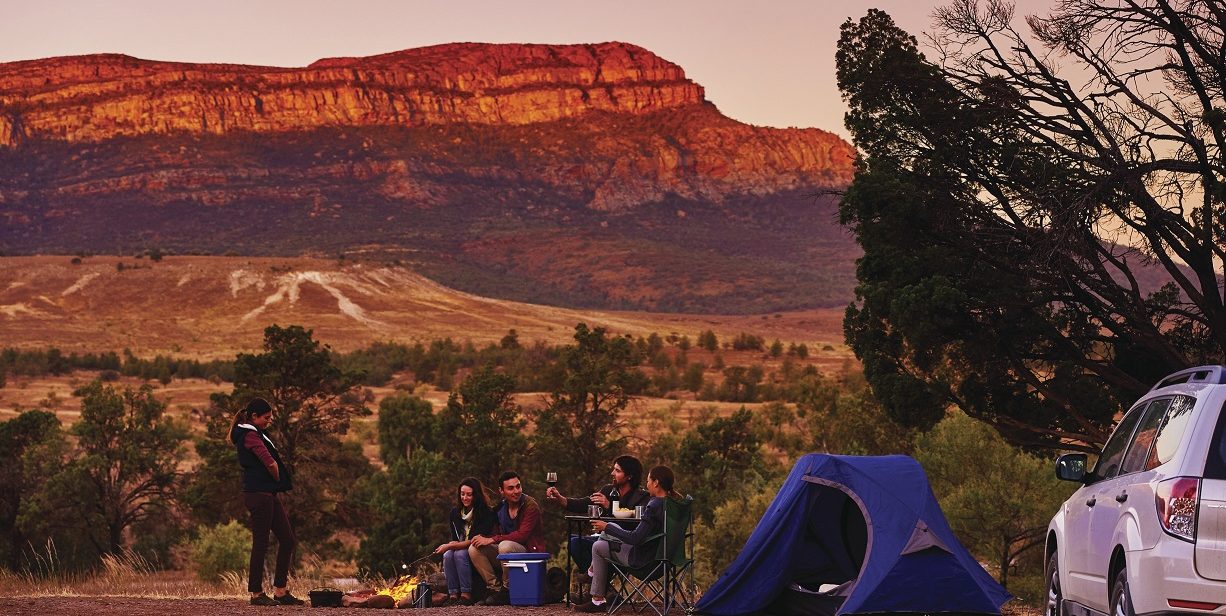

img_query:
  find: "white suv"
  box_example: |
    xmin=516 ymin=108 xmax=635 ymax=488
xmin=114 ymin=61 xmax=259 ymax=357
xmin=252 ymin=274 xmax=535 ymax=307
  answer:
xmin=1045 ymin=366 xmax=1226 ymax=616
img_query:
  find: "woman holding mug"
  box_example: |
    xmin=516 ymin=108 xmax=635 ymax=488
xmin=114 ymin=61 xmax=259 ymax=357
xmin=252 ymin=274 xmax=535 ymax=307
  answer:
xmin=433 ymin=477 xmax=497 ymax=606
xmin=230 ymin=397 xmax=304 ymax=606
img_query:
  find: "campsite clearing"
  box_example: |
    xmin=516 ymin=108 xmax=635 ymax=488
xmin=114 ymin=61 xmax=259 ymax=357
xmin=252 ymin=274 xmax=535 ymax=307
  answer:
xmin=0 ymin=596 xmax=1044 ymax=615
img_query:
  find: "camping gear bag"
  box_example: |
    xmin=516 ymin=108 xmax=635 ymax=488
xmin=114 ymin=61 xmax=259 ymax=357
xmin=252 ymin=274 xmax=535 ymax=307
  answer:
xmin=308 ymin=587 xmax=343 ymax=607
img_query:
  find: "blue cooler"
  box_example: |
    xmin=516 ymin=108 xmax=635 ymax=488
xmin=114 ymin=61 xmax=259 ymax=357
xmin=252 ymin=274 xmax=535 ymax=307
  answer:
xmin=496 ymin=552 xmax=550 ymax=606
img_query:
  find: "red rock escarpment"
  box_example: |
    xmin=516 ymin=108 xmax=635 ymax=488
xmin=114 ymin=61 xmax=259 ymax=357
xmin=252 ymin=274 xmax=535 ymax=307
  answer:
xmin=0 ymin=43 xmax=859 ymax=312
xmin=0 ymin=42 xmax=707 ymax=146
xmin=0 ymin=42 xmax=856 ymax=209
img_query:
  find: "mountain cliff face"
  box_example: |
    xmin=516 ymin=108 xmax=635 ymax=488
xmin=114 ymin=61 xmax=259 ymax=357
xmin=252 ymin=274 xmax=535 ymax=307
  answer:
xmin=0 ymin=42 xmax=858 ymax=313
xmin=0 ymin=43 xmax=709 ymax=145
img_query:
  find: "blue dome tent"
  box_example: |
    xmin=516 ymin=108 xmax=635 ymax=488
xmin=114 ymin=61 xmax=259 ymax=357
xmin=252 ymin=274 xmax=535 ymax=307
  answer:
xmin=696 ymin=454 xmax=1011 ymax=616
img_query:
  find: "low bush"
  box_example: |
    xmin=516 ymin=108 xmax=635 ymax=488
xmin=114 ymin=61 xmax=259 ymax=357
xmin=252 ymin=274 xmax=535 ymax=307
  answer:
xmin=190 ymin=520 xmax=249 ymax=582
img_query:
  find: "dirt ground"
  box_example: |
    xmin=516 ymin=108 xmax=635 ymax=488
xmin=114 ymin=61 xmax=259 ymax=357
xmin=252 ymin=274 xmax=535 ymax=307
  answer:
xmin=0 ymin=596 xmax=1043 ymax=616
xmin=0 ymin=597 xmax=585 ymax=615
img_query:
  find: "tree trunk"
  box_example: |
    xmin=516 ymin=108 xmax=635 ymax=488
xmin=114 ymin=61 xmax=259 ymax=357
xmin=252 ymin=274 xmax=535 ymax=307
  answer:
xmin=998 ymin=541 xmax=1010 ymax=590
xmin=109 ymin=519 xmax=124 ymax=555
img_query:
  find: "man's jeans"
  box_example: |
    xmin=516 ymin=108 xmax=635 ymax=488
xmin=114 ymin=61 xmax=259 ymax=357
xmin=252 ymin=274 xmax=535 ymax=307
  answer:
xmin=570 ymin=535 xmax=597 ymax=571
xmin=468 ymin=540 xmax=526 ymax=590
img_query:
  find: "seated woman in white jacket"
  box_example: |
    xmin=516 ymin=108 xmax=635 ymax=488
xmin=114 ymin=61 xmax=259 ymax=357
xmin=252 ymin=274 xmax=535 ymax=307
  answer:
xmin=575 ymin=465 xmax=679 ymax=613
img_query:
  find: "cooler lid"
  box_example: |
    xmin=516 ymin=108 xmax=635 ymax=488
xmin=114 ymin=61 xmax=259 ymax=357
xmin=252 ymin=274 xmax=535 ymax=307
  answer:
xmin=497 ymin=552 xmax=551 ymax=561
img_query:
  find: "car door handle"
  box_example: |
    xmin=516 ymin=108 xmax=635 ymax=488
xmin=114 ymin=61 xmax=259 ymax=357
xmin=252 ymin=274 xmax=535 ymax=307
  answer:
xmin=1116 ymin=492 xmax=1128 ymax=503
xmin=1086 ymin=497 xmax=1096 ymax=507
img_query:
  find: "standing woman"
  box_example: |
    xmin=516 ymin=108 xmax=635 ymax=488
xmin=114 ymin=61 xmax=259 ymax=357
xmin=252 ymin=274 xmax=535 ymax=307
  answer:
xmin=231 ymin=397 xmax=305 ymax=606
xmin=432 ymin=477 xmax=497 ymax=606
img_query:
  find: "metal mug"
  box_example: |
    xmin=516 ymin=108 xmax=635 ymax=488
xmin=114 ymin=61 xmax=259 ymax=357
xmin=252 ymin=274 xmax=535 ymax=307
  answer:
xmin=635 ymin=505 xmax=644 ymax=519
xmin=588 ymin=504 xmax=602 ymax=518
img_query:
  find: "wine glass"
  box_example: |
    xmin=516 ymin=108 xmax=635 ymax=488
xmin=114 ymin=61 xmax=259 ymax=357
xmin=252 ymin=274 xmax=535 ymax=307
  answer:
xmin=545 ymin=472 xmax=558 ymax=488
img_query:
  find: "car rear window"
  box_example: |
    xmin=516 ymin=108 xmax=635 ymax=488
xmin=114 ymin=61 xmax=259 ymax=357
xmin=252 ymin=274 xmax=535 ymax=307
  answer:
xmin=1149 ymin=395 xmax=1195 ymax=470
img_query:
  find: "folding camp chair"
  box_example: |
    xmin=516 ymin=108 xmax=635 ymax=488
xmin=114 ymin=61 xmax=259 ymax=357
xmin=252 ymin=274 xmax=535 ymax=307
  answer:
xmin=608 ymin=495 xmax=696 ymax=616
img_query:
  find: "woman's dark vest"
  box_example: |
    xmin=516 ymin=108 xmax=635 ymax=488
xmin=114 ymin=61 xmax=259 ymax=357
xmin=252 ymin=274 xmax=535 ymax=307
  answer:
xmin=232 ymin=424 xmax=292 ymax=492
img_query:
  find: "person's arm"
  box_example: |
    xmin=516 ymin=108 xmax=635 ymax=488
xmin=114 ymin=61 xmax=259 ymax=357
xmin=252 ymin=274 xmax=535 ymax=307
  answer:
xmin=471 ymin=511 xmax=502 ymax=547
xmin=563 ymin=496 xmax=591 ymax=513
xmin=492 ymin=500 xmax=541 ymax=545
xmin=602 ymin=500 xmax=662 ymax=546
xmin=435 ymin=538 xmax=473 ymax=554
xmin=474 ymin=508 xmax=498 ymax=537
xmin=590 ymin=485 xmax=619 ymax=510
xmin=244 ymin=432 xmax=279 ymax=481
xmin=434 ymin=510 xmax=466 ymax=553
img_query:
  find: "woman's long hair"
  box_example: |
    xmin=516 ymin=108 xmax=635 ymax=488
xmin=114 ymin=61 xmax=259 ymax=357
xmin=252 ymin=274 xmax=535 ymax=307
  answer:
xmin=228 ymin=397 xmax=272 ymax=445
xmin=648 ymin=465 xmax=681 ymax=499
xmin=457 ymin=476 xmax=492 ymax=513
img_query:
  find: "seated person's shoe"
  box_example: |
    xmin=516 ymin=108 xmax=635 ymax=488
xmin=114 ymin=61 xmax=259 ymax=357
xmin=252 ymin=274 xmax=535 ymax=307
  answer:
xmin=480 ymin=587 xmax=510 ymax=606
xmin=273 ymin=592 xmax=306 ymax=606
xmin=430 ymin=592 xmax=450 ymax=606
xmin=458 ymin=592 xmax=473 ymax=605
xmin=250 ymin=593 xmax=277 ymax=606
xmin=574 ymin=599 xmax=610 ymax=613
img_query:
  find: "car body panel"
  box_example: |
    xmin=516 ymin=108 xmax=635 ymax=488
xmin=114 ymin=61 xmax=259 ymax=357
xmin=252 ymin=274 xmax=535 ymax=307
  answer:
xmin=1196 ymin=478 xmax=1226 ymax=581
xmin=1062 ymin=481 xmax=1097 ymax=604
xmin=1084 ymin=474 xmax=1127 ymax=608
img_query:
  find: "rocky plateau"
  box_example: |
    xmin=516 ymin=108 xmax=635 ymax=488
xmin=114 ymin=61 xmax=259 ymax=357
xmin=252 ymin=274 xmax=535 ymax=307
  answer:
xmin=0 ymin=42 xmax=858 ymax=313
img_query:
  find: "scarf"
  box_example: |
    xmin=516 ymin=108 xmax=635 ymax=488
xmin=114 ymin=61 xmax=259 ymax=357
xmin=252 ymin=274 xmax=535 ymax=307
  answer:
xmin=497 ymin=497 xmax=523 ymax=534
xmin=237 ymin=423 xmax=278 ymax=452
xmin=460 ymin=507 xmax=474 ymax=539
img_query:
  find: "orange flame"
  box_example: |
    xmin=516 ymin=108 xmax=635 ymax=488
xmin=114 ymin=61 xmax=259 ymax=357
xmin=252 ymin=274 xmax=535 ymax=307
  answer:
xmin=376 ymin=575 xmax=419 ymax=603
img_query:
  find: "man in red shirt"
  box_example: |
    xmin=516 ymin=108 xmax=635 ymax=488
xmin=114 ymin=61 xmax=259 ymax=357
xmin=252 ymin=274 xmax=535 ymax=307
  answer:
xmin=469 ymin=471 xmax=546 ymax=605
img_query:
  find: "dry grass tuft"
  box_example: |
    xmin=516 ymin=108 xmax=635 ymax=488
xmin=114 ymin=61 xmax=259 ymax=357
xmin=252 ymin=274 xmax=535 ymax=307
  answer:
xmin=0 ymin=546 xmax=344 ymax=600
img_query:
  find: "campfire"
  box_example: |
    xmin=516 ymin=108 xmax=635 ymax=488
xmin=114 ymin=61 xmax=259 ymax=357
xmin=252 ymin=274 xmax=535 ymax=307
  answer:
xmin=376 ymin=575 xmax=419 ymax=604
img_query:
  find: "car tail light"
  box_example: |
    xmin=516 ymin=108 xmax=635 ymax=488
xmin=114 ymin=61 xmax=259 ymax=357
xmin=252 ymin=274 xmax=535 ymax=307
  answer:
xmin=1155 ymin=476 xmax=1200 ymax=541
xmin=1168 ymin=599 xmax=1222 ymax=610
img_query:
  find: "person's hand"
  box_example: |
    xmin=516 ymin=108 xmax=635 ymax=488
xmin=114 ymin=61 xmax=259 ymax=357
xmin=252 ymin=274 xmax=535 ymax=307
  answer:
xmin=546 ymin=487 xmax=566 ymax=504
xmin=590 ymin=493 xmax=610 ymax=508
xmin=591 ymin=520 xmax=607 ymax=533
xmin=471 ymin=535 xmax=493 ymax=548
xmin=433 ymin=543 xmax=449 ymax=555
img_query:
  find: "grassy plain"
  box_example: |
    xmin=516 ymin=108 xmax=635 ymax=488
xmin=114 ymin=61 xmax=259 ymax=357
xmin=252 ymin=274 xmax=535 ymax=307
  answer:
xmin=0 ymin=254 xmax=853 ymax=465
xmin=0 ymin=255 xmax=847 ymax=357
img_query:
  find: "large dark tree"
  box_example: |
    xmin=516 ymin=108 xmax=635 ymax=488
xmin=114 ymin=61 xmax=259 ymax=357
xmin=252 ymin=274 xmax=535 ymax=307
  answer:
xmin=353 ymin=451 xmax=451 ymax=577
xmin=0 ymin=410 xmax=63 ymax=569
xmin=836 ymin=2 xmax=1226 ymax=449
xmin=434 ymin=366 xmax=529 ymax=481
xmin=532 ymin=324 xmax=637 ymax=492
xmin=378 ymin=393 xmax=438 ymax=465
xmin=19 ymin=383 xmax=188 ymax=558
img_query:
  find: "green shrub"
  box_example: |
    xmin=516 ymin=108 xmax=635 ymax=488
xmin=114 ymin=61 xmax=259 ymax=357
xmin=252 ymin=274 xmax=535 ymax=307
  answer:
xmin=190 ymin=520 xmax=249 ymax=582
xmin=694 ymin=486 xmax=776 ymax=587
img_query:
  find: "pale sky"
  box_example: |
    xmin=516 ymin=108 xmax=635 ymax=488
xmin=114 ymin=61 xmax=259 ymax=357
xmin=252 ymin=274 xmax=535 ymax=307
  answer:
xmin=2 ymin=1 xmax=1056 ymax=140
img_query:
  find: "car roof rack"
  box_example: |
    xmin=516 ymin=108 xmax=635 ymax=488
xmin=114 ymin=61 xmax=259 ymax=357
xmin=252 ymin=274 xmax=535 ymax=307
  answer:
xmin=1151 ymin=365 xmax=1226 ymax=391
